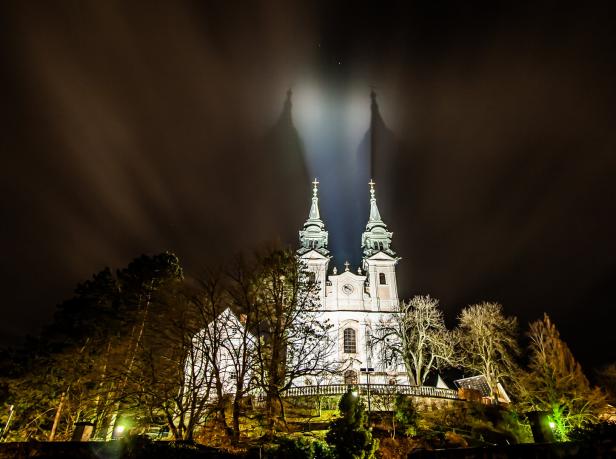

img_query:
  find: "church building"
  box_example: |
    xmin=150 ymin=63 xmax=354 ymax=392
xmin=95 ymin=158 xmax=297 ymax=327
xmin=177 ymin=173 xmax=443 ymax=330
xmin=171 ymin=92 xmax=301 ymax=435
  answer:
xmin=297 ymin=179 xmax=410 ymax=387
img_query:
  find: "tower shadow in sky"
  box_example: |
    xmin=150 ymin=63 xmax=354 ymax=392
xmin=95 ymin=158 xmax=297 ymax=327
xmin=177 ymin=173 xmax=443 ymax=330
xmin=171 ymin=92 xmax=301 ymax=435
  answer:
xmin=252 ymin=90 xmax=310 ymax=246
xmin=355 ymin=91 xmax=400 ymax=227
xmin=354 ymin=91 xmax=419 ymax=295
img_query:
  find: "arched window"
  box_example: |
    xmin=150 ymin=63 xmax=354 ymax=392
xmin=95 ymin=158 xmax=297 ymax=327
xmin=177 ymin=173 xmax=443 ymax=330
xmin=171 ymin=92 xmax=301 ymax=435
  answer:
xmin=343 ymin=328 xmax=357 ymax=354
xmin=379 ymin=273 xmax=387 ymax=285
xmin=344 ymin=370 xmax=358 ymax=385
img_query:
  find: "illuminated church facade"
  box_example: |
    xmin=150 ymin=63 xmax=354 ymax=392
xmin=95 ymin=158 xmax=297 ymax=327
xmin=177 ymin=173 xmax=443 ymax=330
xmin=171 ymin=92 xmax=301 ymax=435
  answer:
xmin=298 ymin=179 xmax=410 ymax=386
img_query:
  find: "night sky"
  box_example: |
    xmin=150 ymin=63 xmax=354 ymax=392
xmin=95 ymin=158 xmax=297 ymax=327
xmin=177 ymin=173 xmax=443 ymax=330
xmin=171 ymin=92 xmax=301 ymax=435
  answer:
xmin=1 ymin=1 xmax=615 ymax=371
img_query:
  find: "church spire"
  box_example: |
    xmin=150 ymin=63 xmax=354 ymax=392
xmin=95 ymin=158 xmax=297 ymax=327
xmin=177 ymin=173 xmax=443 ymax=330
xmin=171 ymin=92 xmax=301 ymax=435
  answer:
xmin=308 ymin=178 xmax=321 ymax=220
xmin=361 ymin=179 xmax=395 ymax=257
xmin=298 ymin=179 xmax=329 ymax=256
xmin=367 ymin=178 xmax=382 ymax=225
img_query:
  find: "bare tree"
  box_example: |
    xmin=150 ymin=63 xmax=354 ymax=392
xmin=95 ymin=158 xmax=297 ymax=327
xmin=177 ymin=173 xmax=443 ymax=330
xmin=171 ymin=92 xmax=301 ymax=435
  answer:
xmin=179 ymin=269 xmax=256 ymax=444
xmin=126 ymin=283 xmax=214 ymax=441
xmin=517 ymin=314 xmax=605 ymax=440
xmin=190 ymin=273 xmax=234 ymax=437
xmin=457 ymin=302 xmax=519 ymax=402
xmin=373 ymin=295 xmax=456 ymax=386
xmin=193 ymin=274 xmax=256 ymax=444
xmin=229 ymin=249 xmax=336 ymax=434
xmin=216 ymin=308 xmax=255 ymax=444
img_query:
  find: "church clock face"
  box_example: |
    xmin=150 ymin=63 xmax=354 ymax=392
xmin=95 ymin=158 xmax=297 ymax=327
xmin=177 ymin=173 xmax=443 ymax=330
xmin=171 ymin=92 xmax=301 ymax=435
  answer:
xmin=342 ymin=284 xmax=354 ymax=295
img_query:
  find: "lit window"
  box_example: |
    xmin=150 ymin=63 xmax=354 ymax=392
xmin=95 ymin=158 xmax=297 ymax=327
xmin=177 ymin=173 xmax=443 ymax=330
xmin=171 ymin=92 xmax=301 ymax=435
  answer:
xmin=379 ymin=273 xmax=387 ymax=285
xmin=343 ymin=328 xmax=357 ymax=354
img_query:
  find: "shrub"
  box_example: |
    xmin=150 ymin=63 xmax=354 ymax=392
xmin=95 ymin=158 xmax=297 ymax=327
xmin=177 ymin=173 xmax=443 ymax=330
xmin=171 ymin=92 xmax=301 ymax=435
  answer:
xmin=326 ymin=388 xmax=378 ymax=459
xmin=256 ymin=436 xmax=334 ymax=459
xmin=569 ymin=421 xmax=616 ymax=443
xmin=393 ymin=395 xmax=419 ymax=435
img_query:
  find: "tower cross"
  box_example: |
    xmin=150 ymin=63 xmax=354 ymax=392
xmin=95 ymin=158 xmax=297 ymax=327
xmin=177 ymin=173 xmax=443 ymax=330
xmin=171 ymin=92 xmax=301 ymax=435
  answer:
xmin=344 ymin=260 xmax=350 ymax=271
xmin=312 ymin=178 xmax=319 ymax=196
xmin=368 ymin=179 xmax=376 ymax=198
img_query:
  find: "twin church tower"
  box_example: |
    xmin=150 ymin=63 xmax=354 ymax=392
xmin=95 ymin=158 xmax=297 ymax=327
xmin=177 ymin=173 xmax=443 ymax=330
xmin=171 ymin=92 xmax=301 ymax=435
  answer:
xmin=297 ymin=179 xmax=409 ymax=385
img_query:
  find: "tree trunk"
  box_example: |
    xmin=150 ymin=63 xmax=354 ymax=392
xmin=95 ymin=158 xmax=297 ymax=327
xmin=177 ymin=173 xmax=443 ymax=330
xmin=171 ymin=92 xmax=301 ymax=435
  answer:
xmin=277 ymin=394 xmax=287 ymax=429
xmin=165 ymin=411 xmax=180 ymax=440
xmin=266 ymin=391 xmax=276 ymax=435
xmin=106 ymin=406 xmax=120 ymax=440
xmin=106 ymin=287 xmax=153 ymax=440
xmin=392 ymin=412 xmax=396 ymax=438
xmin=94 ymin=340 xmax=112 ymax=429
xmin=231 ymin=397 xmax=241 ymax=444
xmin=49 ymin=392 xmax=66 ymax=441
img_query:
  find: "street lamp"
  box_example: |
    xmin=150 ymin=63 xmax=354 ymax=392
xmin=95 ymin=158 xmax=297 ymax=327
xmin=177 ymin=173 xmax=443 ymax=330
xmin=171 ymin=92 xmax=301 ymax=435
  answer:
xmin=359 ymin=323 xmax=374 ymax=421
xmin=361 ymin=325 xmax=375 ymax=419
xmin=360 ymin=367 xmax=374 ymax=417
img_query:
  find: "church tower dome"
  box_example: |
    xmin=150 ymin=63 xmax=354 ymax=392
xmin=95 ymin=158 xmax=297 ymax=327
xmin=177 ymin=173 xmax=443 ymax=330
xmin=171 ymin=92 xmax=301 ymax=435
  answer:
xmin=361 ymin=179 xmax=395 ymax=257
xmin=298 ymin=178 xmax=329 ymax=256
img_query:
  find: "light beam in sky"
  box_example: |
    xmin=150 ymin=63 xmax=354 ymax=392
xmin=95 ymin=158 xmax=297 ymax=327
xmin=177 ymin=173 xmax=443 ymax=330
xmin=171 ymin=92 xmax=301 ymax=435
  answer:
xmin=292 ymin=79 xmax=372 ymax=267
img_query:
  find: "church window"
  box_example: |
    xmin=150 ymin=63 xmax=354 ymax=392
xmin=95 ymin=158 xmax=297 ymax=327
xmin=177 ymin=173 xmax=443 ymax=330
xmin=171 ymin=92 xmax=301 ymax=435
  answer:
xmin=379 ymin=273 xmax=387 ymax=285
xmin=343 ymin=328 xmax=357 ymax=354
xmin=344 ymin=370 xmax=358 ymax=385
xmin=307 ymin=272 xmax=316 ymax=283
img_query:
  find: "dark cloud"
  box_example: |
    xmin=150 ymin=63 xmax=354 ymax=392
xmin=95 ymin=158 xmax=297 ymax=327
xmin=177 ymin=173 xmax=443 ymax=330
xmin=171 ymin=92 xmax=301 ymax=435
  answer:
xmin=1 ymin=1 xmax=614 ymax=369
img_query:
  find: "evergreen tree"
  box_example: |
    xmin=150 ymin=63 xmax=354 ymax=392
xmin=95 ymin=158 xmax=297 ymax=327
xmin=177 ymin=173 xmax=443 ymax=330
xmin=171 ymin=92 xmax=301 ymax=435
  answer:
xmin=326 ymin=388 xmax=378 ymax=459
xmin=518 ymin=314 xmax=605 ymax=441
xmin=393 ymin=394 xmax=418 ymax=436
xmin=0 ymin=253 xmax=184 ymax=441
xmin=597 ymin=363 xmax=616 ymax=405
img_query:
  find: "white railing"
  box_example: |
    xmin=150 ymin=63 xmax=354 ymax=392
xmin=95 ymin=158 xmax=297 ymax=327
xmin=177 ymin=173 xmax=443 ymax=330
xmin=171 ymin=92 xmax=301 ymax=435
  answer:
xmin=278 ymin=384 xmax=459 ymax=400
